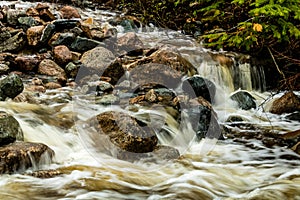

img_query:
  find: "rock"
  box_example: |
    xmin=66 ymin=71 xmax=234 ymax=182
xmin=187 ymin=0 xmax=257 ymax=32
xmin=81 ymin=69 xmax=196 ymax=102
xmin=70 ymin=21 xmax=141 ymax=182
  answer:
xmin=0 ymin=74 xmax=24 ymax=100
xmin=60 ymin=6 xmax=81 ymax=19
xmin=49 ymin=32 xmax=76 ymax=47
xmin=0 ymin=64 xmax=9 ymax=75
xmin=18 ymin=16 xmax=39 ymax=29
xmin=95 ymin=94 xmax=119 ymax=105
xmin=225 ymin=115 xmax=246 ymax=123
xmin=80 ymin=47 xmax=124 ymax=84
xmin=53 ymin=45 xmax=72 ymax=66
xmin=126 ymin=45 xmax=197 ymax=76
xmin=40 ymin=23 xmax=55 ymax=44
xmin=38 ymin=59 xmax=66 ymax=78
xmin=270 ymin=91 xmax=300 ymax=114
xmin=45 ymin=82 xmax=62 ymax=89
xmin=0 ymin=29 xmax=25 ymax=53
xmin=230 ymin=91 xmax=256 ymax=110
xmin=95 ymin=81 xmax=113 ymax=93
xmin=292 ymin=142 xmax=300 ymax=155
xmin=15 ymin=56 xmax=40 ymax=71
xmin=117 ymin=32 xmax=144 ymax=54
xmin=117 ymin=145 xmax=180 ymax=162
xmin=0 ymin=111 xmax=23 ymax=146
xmin=182 ymin=76 xmax=216 ymax=103
xmin=286 ymin=112 xmax=300 ymax=122
xmin=26 ymin=7 xmax=40 ymax=17
xmin=26 ymin=169 xmax=62 ymax=178
xmin=6 ymin=9 xmax=26 ymax=26
xmin=129 ymin=63 xmax=182 ymax=89
xmin=27 ymin=25 xmax=45 ymax=46
xmin=0 ymin=141 xmax=54 ymax=174
xmin=95 ymin=111 xmax=158 ymax=153
xmin=53 ymin=19 xmax=80 ymax=31
xmin=65 ymin=62 xmax=79 ymax=78
xmin=187 ymin=96 xmax=222 ymax=140
xmin=39 ymin=8 xmax=56 ymax=22
xmin=80 ymin=18 xmax=105 ymax=41
xmin=70 ymin=36 xmax=105 ymax=52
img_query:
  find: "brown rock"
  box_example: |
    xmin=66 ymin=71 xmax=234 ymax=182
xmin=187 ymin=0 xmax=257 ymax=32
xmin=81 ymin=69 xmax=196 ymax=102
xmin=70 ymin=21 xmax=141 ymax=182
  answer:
xmin=39 ymin=8 xmax=56 ymax=22
xmin=0 ymin=141 xmax=54 ymax=174
xmin=26 ymin=169 xmax=62 ymax=178
xmin=38 ymin=59 xmax=66 ymax=78
xmin=80 ymin=18 xmax=105 ymax=40
xmin=117 ymin=32 xmax=144 ymax=53
xmin=95 ymin=111 xmax=158 ymax=153
xmin=270 ymin=91 xmax=300 ymax=114
xmin=27 ymin=25 xmax=45 ymax=46
xmin=60 ymin=6 xmax=81 ymax=19
xmin=15 ymin=56 xmax=40 ymax=71
xmin=45 ymin=82 xmax=62 ymax=89
xmin=53 ymin=45 xmax=72 ymax=66
xmin=35 ymin=3 xmax=50 ymax=11
xmin=26 ymin=7 xmax=39 ymax=16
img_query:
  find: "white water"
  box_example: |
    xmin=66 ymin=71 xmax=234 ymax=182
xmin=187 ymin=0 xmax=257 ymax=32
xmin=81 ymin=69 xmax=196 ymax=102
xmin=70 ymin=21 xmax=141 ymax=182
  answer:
xmin=0 ymin=1 xmax=300 ymax=199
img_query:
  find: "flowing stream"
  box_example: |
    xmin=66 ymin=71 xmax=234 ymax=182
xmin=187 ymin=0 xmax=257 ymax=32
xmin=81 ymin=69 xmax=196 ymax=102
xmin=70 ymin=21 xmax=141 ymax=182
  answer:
xmin=0 ymin=1 xmax=300 ymax=199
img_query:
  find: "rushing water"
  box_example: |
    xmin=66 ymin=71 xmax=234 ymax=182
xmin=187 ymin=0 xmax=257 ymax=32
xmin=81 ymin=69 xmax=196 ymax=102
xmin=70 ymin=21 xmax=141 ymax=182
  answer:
xmin=1 ymin=1 xmax=300 ymax=199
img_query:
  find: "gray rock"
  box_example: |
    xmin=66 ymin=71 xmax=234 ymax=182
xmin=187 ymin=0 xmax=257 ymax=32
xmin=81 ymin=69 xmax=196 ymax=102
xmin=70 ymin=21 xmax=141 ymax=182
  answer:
xmin=50 ymin=32 xmax=76 ymax=47
xmin=70 ymin=36 xmax=105 ymax=52
xmin=53 ymin=19 xmax=80 ymax=31
xmin=0 ymin=30 xmax=25 ymax=53
xmin=95 ymin=94 xmax=119 ymax=105
xmin=65 ymin=62 xmax=79 ymax=78
xmin=6 ymin=9 xmax=26 ymax=26
xmin=40 ymin=23 xmax=55 ymax=44
xmin=230 ymin=91 xmax=256 ymax=110
xmin=0 ymin=111 xmax=23 ymax=146
xmin=18 ymin=16 xmax=39 ymax=29
xmin=0 ymin=74 xmax=24 ymax=101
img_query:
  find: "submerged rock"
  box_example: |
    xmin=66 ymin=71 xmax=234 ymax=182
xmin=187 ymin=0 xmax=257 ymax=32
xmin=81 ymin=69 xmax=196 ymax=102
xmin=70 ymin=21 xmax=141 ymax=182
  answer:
xmin=117 ymin=32 xmax=144 ymax=54
xmin=182 ymin=76 xmax=216 ymax=103
xmin=0 ymin=111 xmax=23 ymax=146
xmin=230 ymin=91 xmax=256 ymax=110
xmin=270 ymin=91 xmax=300 ymax=114
xmin=0 ymin=141 xmax=54 ymax=174
xmin=0 ymin=73 xmax=24 ymax=100
xmin=95 ymin=111 xmax=158 ymax=153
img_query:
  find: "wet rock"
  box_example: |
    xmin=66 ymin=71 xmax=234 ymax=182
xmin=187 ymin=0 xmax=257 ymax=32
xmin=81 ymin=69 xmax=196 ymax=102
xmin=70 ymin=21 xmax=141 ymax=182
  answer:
xmin=49 ymin=32 xmax=76 ymax=47
xmin=126 ymin=45 xmax=197 ymax=76
xmin=95 ymin=111 xmax=158 ymax=153
xmin=95 ymin=94 xmax=119 ymax=105
xmin=95 ymin=81 xmax=113 ymax=93
xmin=65 ymin=62 xmax=79 ymax=78
xmin=45 ymin=82 xmax=62 ymax=89
xmin=182 ymin=76 xmax=216 ymax=103
xmin=117 ymin=32 xmax=144 ymax=54
xmin=0 ymin=141 xmax=54 ymax=174
xmin=26 ymin=169 xmax=62 ymax=178
xmin=27 ymin=25 xmax=45 ymax=46
xmin=286 ymin=112 xmax=300 ymax=122
xmin=13 ymin=92 xmax=40 ymax=104
xmin=40 ymin=23 xmax=55 ymax=44
xmin=0 ymin=74 xmax=24 ymax=100
xmin=80 ymin=47 xmax=124 ymax=84
xmin=38 ymin=59 xmax=66 ymax=78
xmin=15 ymin=56 xmax=40 ymax=71
xmin=117 ymin=145 xmax=180 ymax=162
xmin=0 ymin=29 xmax=25 ymax=53
xmin=60 ymin=6 xmax=81 ymax=19
xmin=292 ymin=142 xmax=300 ymax=155
xmin=0 ymin=111 xmax=23 ymax=146
xmin=0 ymin=64 xmax=9 ymax=75
xmin=187 ymin=96 xmax=222 ymax=140
xmin=26 ymin=7 xmax=39 ymax=17
xmin=53 ymin=19 xmax=80 ymax=31
xmin=226 ymin=115 xmax=246 ymax=123
xmin=18 ymin=16 xmax=39 ymax=29
xmin=230 ymin=91 xmax=256 ymax=110
xmin=70 ymin=36 xmax=105 ymax=52
xmin=270 ymin=91 xmax=300 ymax=114
xmin=53 ymin=45 xmax=72 ymax=66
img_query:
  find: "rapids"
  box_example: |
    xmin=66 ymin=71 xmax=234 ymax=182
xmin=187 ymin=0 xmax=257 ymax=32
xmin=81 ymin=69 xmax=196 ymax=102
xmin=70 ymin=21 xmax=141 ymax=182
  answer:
xmin=0 ymin=1 xmax=299 ymax=199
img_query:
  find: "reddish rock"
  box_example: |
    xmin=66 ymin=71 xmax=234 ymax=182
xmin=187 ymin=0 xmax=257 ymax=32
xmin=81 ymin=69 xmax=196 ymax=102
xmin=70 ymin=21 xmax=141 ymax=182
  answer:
xmin=15 ymin=56 xmax=40 ymax=71
xmin=39 ymin=8 xmax=56 ymax=22
xmin=27 ymin=25 xmax=45 ymax=46
xmin=26 ymin=7 xmax=39 ymax=16
xmin=38 ymin=59 xmax=66 ymax=78
xmin=53 ymin=45 xmax=72 ymax=66
xmin=270 ymin=91 xmax=300 ymax=114
xmin=80 ymin=17 xmax=105 ymax=40
xmin=60 ymin=6 xmax=81 ymax=19
xmin=0 ymin=141 xmax=54 ymax=174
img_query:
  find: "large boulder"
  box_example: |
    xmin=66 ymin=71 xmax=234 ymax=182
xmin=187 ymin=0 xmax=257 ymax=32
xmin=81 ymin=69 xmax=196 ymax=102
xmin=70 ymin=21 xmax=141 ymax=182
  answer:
xmin=79 ymin=47 xmax=124 ymax=84
xmin=0 ymin=74 xmax=24 ymax=101
xmin=0 ymin=111 xmax=23 ymax=146
xmin=182 ymin=75 xmax=216 ymax=103
xmin=0 ymin=141 xmax=54 ymax=174
xmin=94 ymin=111 xmax=158 ymax=153
xmin=230 ymin=91 xmax=256 ymax=110
xmin=270 ymin=91 xmax=300 ymax=114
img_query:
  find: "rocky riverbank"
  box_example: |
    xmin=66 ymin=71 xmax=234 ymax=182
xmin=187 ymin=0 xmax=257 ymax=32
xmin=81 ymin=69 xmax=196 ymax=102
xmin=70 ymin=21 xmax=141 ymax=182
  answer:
xmin=0 ymin=1 xmax=299 ymax=176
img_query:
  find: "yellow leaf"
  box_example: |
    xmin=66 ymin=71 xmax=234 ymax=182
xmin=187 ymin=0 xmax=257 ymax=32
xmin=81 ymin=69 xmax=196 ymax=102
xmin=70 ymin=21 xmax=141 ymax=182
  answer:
xmin=253 ymin=23 xmax=263 ymax=32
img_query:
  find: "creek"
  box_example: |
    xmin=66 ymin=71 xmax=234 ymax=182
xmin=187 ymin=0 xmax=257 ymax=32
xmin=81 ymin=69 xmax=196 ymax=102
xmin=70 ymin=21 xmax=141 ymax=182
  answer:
xmin=0 ymin=1 xmax=300 ymax=199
